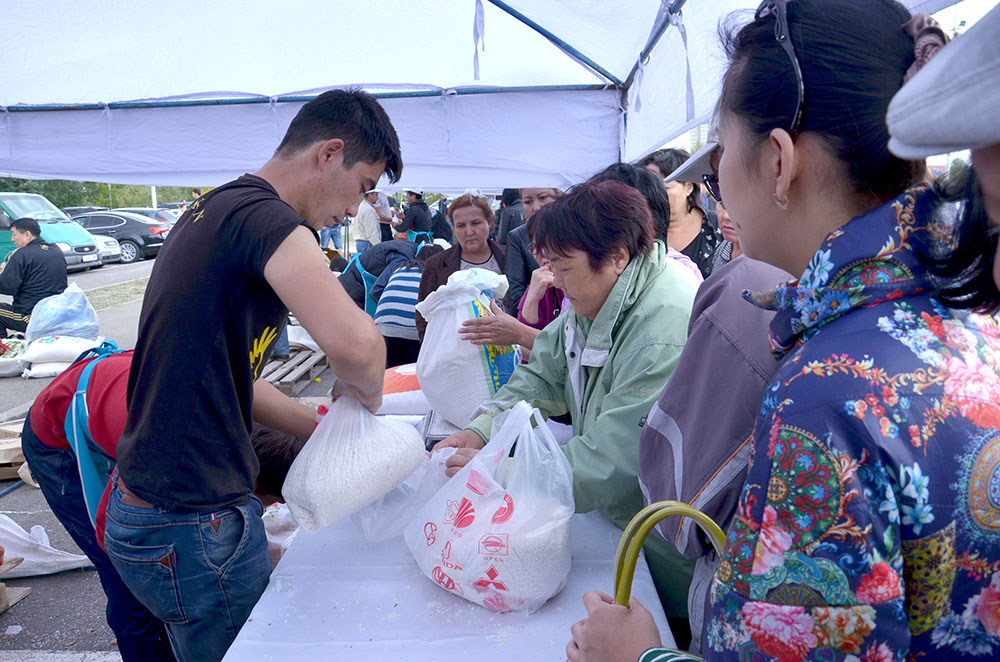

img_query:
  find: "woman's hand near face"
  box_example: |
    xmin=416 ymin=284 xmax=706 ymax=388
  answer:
xmin=521 ymin=264 xmax=555 ymax=325
xmin=458 ymin=299 xmax=539 ymax=349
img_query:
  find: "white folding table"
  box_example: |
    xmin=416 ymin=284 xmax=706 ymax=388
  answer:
xmin=224 ymin=510 xmax=674 ymax=660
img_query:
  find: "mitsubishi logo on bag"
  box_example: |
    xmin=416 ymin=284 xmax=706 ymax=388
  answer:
xmin=444 ymin=498 xmax=476 ymax=528
xmin=473 ymin=565 xmax=508 ymax=592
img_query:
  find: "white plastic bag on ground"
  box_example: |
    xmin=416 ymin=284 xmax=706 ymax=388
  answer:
xmin=404 ymin=401 xmax=574 ymax=613
xmin=0 ymin=514 xmax=92 ymax=578
xmin=22 ymin=361 xmax=72 ymax=379
xmin=352 ymin=447 xmax=456 ymax=545
xmin=415 ymin=268 xmax=519 ymax=428
xmin=21 ymin=335 xmax=102 ymax=364
xmin=25 ymin=283 xmax=100 ymax=342
xmin=282 ymin=396 xmax=426 ymax=532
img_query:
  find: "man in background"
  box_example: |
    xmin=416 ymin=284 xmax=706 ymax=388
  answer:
xmin=0 ymin=218 xmax=67 ymax=337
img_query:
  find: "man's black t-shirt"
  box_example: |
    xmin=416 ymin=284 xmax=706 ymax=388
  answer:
xmin=117 ymin=174 xmax=314 ymax=511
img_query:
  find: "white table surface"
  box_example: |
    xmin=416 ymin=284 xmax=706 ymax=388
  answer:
xmin=224 ymin=510 xmax=674 ymax=660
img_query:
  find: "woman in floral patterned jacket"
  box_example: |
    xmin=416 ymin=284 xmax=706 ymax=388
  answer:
xmin=566 ymin=1 xmax=1000 ymax=661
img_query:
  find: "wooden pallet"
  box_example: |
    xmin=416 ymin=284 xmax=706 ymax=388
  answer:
xmin=0 ymin=433 xmax=24 ymax=481
xmin=261 ymin=349 xmax=329 ymax=396
xmin=0 ymin=557 xmax=31 ymax=614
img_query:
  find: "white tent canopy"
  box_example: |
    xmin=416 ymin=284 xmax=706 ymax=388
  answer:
xmin=0 ymin=0 xmax=956 ymax=190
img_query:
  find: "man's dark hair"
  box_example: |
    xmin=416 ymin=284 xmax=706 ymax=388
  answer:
xmin=251 ymin=423 xmax=307 ymax=500
xmin=529 ymin=180 xmax=654 ymax=271
xmin=922 ymin=167 xmax=1000 ymax=314
xmin=501 ymin=188 xmax=521 ymax=206
xmin=720 ymin=0 xmax=923 ymax=202
xmin=276 ymin=89 xmax=403 ymax=183
xmin=404 ymin=243 xmax=445 ymax=270
xmin=329 ymin=255 xmax=350 ymax=272
xmin=12 ymin=218 xmax=41 ymax=237
xmin=191 ymin=188 xmax=202 ymax=196
xmin=589 ymin=163 xmax=672 ymax=241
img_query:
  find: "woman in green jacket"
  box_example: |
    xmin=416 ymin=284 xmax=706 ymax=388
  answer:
xmin=436 ymin=180 xmax=697 ymax=639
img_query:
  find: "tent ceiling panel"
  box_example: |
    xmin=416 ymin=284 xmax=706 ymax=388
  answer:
xmin=0 ymin=0 xmax=604 ymax=107
xmin=0 ymin=89 xmax=621 ymax=189
xmin=491 ymin=0 xmax=665 ymax=83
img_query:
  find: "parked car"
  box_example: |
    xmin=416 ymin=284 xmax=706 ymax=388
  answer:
xmin=91 ymin=233 xmax=122 ymax=266
xmin=114 ymin=207 xmax=178 ymax=225
xmin=62 ymin=205 xmax=109 ymax=216
xmin=72 ymin=211 xmax=170 ymax=264
xmin=0 ymin=192 xmax=99 ymax=271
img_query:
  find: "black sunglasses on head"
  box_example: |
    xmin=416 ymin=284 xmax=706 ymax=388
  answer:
xmin=756 ymin=0 xmax=805 ymax=136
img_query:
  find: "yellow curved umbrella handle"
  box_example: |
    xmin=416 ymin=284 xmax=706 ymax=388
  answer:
xmin=613 ymin=501 xmax=725 ymax=607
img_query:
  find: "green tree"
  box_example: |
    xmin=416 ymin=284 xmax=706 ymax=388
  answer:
xmin=0 ymin=177 xmax=212 ymax=209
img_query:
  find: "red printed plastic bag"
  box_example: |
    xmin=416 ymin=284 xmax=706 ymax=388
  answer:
xmin=403 ymin=401 xmax=574 ymax=613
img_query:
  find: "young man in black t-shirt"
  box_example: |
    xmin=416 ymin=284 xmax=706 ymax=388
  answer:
xmin=105 ymin=90 xmax=401 ymax=662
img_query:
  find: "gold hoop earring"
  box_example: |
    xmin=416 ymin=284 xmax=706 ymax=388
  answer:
xmin=773 ymin=193 xmax=789 ymax=211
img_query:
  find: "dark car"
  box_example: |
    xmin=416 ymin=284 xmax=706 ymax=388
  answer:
xmin=62 ymin=205 xmax=109 ymax=216
xmin=114 ymin=207 xmax=178 ymax=225
xmin=72 ymin=211 xmax=170 ymax=264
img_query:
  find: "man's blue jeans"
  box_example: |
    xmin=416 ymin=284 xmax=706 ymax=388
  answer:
xmin=104 ymin=477 xmax=270 ymax=662
xmin=19 ymin=412 xmax=174 ymax=662
xmin=355 ymin=239 xmax=373 ymax=254
xmin=320 ymin=225 xmax=343 ymax=250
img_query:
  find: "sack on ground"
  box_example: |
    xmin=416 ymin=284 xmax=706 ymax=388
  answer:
xmin=404 ymin=401 xmax=574 ymax=613
xmin=415 ymin=268 xmax=519 ymax=428
xmin=25 ymin=283 xmax=100 ymax=342
xmin=282 ymin=395 xmax=425 ymax=532
xmin=22 ymin=335 xmax=102 ymax=364
xmin=22 ymin=361 xmax=72 ymax=379
xmin=352 ymin=447 xmax=456 ymax=545
xmin=0 ymin=338 xmax=26 ymax=377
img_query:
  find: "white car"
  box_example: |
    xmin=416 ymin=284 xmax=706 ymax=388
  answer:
xmin=90 ymin=232 xmax=122 ymax=267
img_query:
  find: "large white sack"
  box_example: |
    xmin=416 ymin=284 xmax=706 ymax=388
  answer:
xmin=415 ymin=268 xmax=519 ymax=428
xmin=282 ymin=396 xmax=426 ymax=532
xmin=0 ymin=338 xmax=26 ymax=377
xmin=21 ymin=335 xmax=102 ymax=364
xmin=22 ymin=361 xmax=72 ymax=379
xmin=0 ymin=514 xmax=92 ymax=578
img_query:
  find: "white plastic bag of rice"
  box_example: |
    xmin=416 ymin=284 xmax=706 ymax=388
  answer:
xmin=415 ymin=268 xmax=519 ymax=428
xmin=404 ymin=401 xmax=574 ymax=613
xmin=282 ymin=395 xmax=425 ymax=532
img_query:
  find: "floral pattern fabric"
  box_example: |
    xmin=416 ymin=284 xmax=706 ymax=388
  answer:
xmin=705 ymin=186 xmax=1000 ymax=661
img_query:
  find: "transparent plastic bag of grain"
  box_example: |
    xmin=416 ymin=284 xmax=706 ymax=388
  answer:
xmin=404 ymin=401 xmax=574 ymax=613
xmin=282 ymin=395 xmax=425 ymax=532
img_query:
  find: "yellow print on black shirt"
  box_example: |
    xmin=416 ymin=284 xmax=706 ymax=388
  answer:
xmin=250 ymin=325 xmax=279 ymax=378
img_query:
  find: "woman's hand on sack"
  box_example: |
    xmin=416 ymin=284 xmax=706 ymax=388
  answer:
xmin=458 ymin=300 xmax=538 ymax=348
xmin=566 ymin=591 xmax=661 ymax=662
xmin=433 ymin=430 xmax=485 ymax=476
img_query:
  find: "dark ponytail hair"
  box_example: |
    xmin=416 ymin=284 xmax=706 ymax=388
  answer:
xmin=720 ymin=0 xmax=925 ymax=203
xmin=923 ymin=166 xmax=1000 ymax=314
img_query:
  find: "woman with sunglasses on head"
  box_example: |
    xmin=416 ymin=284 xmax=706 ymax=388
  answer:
xmin=640 ymin=148 xmax=721 ymax=279
xmin=567 ymin=2 xmax=1000 ymax=661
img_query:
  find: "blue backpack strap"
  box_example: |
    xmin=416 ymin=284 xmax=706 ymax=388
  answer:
xmin=346 ymin=253 xmax=379 ymax=317
xmin=63 ymin=340 xmax=123 ymax=528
